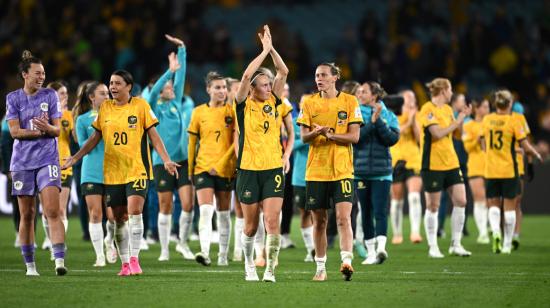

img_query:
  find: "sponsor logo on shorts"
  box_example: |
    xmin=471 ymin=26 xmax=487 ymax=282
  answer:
xmin=14 ymin=181 xmax=23 ymax=190
xmin=308 ymin=197 xmax=316 ymax=205
xmin=294 ymin=195 xmax=300 ymax=203
xmin=243 ymin=190 xmax=252 ymax=199
xmin=357 ymin=181 xmax=365 ymax=189
xmin=105 ymin=195 xmax=111 ymax=202
xmin=87 ymin=183 xmax=94 ymax=190
xmin=40 ymin=102 xmax=49 ymax=112
xmin=274 ymin=188 xmax=282 ymax=192
xmin=432 ymin=181 xmax=438 ymax=188
xmin=344 ymin=194 xmax=352 ymax=198
xmin=197 ymin=177 xmax=204 ymax=184
xmin=159 ymin=180 xmax=166 ymax=187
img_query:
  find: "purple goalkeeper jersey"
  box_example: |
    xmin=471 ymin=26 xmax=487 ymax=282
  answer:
xmin=5 ymin=88 xmax=62 ymax=171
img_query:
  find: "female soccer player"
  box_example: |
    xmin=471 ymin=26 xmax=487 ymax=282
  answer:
xmin=418 ymin=78 xmax=471 ymax=258
xmin=63 ymin=69 xmax=179 ymax=276
xmin=298 ymin=63 xmax=363 ymax=281
xmin=292 ymin=94 xmax=315 ymax=262
xmin=389 ymin=90 xmax=423 ymax=244
xmin=6 ymin=51 xmax=67 ymax=276
xmin=483 ymin=90 xmax=542 ymax=254
xmin=234 ymin=25 xmax=291 ymax=282
xmin=462 ymin=99 xmax=490 ymax=244
xmin=355 ymin=82 xmax=399 ymax=265
xmin=188 ymin=72 xmax=236 ymax=266
xmin=147 ymin=35 xmax=194 ymax=261
xmin=73 ymin=81 xmax=117 ymax=266
xmin=47 ymin=81 xmax=72 ymax=235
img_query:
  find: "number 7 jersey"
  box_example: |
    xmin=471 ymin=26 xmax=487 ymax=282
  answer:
xmin=92 ymin=97 xmax=159 ymax=184
xmin=482 ymin=113 xmax=526 ymax=179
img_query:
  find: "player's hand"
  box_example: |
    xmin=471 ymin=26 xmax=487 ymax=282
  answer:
xmin=282 ymin=154 xmax=290 ymax=174
xmin=165 ymin=34 xmax=185 ymax=47
xmin=258 ymin=25 xmax=272 ymax=52
xmin=313 ymin=124 xmax=329 ymax=136
xmin=457 ymin=104 xmax=472 ymax=123
xmin=32 ymin=117 xmax=50 ymax=134
xmin=168 ymin=52 xmax=180 ymax=73
xmin=371 ymin=103 xmax=382 ymax=123
xmin=208 ymin=168 xmax=218 ymax=176
xmin=61 ymin=156 xmax=75 ymax=170
xmin=164 ymin=161 xmax=181 ymax=179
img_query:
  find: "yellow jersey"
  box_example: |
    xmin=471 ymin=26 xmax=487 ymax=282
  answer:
xmin=462 ymin=120 xmax=485 ymax=178
xmin=188 ymin=103 xmax=236 ymax=178
xmin=482 ymin=113 xmax=527 ymax=179
xmin=418 ymin=101 xmax=459 ymax=171
xmin=297 ymin=92 xmax=363 ymax=181
xmin=235 ymin=94 xmax=289 ymax=171
xmin=59 ymin=110 xmax=73 ymax=176
xmin=92 ymin=97 xmax=158 ymax=185
xmin=390 ymin=113 xmax=421 ymax=172
xmin=512 ymin=112 xmax=530 ymax=176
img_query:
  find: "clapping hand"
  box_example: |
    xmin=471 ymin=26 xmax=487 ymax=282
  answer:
xmin=165 ymin=34 xmax=185 ymax=47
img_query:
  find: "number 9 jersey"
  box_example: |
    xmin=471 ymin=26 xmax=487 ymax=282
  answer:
xmin=92 ymin=97 xmax=159 ymax=185
xmin=235 ymin=94 xmax=291 ymax=171
xmin=482 ymin=113 xmax=526 ymax=179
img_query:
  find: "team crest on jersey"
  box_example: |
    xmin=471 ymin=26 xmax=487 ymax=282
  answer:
xmin=14 ymin=181 xmax=23 ymax=191
xmin=40 ymin=102 xmax=49 ymax=112
xmin=263 ymin=105 xmax=272 ymax=114
xmin=128 ymin=115 xmax=138 ymax=128
xmin=62 ymin=120 xmax=70 ymax=127
xmin=338 ymin=111 xmax=348 ymax=120
xmin=225 ymin=116 xmax=233 ymax=125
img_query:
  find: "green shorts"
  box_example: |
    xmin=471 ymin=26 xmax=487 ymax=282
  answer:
xmin=421 ymin=168 xmax=464 ymax=193
xmin=392 ymin=164 xmax=419 ymax=183
xmin=81 ymin=182 xmax=105 ymax=196
xmin=61 ymin=174 xmax=73 ymax=188
xmin=236 ymin=168 xmax=284 ymax=204
xmin=104 ymin=179 xmax=149 ymax=207
xmin=193 ymin=172 xmax=234 ymax=191
xmin=486 ymin=178 xmax=520 ymax=199
xmin=153 ymin=161 xmax=190 ymax=192
xmin=293 ymin=186 xmax=306 ymax=209
xmin=305 ymin=179 xmax=354 ymax=210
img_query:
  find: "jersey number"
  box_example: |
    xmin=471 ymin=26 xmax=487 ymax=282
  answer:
xmin=48 ymin=165 xmax=59 ymax=178
xmin=114 ymin=132 xmax=128 ymax=145
xmin=340 ymin=180 xmax=352 ymax=194
xmin=274 ymin=174 xmax=282 ymax=189
xmin=263 ymin=121 xmax=270 ymax=134
xmin=215 ymin=130 xmax=221 ymax=143
xmin=132 ymin=179 xmax=147 ymax=190
xmin=489 ymin=130 xmax=503 ymax=150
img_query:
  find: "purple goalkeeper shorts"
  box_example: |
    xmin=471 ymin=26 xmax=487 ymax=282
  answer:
xmin=11 ymin=164 xmax=62 ymax=196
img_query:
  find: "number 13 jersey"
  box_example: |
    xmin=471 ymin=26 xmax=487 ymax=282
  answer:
xmin=235 ymin=94 xmax=291 ymax=171
xmin=92 ymin=97 xmax=159 ymax=184
xmin=482 ymin=113 xmax=526 ymax=179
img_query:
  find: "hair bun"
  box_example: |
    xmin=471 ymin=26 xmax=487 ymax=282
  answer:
xmin=22 ymin=50 xmax=33 ymax=60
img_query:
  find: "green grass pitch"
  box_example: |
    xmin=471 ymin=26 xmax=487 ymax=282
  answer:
xmin=0 ymin=215 xmax=549 ymax=307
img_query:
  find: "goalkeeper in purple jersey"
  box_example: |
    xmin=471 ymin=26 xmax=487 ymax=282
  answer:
xmin=5 ymin=50 xmax=67 ymax=276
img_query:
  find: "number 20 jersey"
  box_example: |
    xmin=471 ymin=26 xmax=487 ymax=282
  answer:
xmin=482 ymin=113 xmax=526 ymax=179
xmin=92 ymin=97 xmax=158 ymax=184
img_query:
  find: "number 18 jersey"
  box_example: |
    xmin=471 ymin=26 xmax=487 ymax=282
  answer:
xmin=92 ymin=97 xmax=158 ymax=184
xmin=482 ymin=113 xmax=526 ymax=179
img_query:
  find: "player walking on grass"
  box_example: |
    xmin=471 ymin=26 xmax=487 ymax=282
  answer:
xmin=6 ymin=51 xmax=67 ymax=276
xmin=73 ymin=81 xmax=118 ymax=266
xmin=419 ymin=78 xmax=471 ymax=258
xmin=188 ymin=72 xmax=236 ymax=266
xmin=147 ymin=35 xmax=195 ymax=262
xmin=297 ymin=63 xmax=363 ymax=281
xmin=234 ymin=25 xmax=291 ymax=282
xmin=389 ymin=90 xmax=423 ymax=245
xmin=482 ymin=90 xmax=542 ymax=254
xmin=462 ymin=99 xmax=490 ymax=244
xmin=354 ymin=82 xmax=399 ymax=265
xmin=63 ymin=70 xmax=179 ymax=276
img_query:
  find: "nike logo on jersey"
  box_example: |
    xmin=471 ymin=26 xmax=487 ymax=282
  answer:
xmin=312 ymin=114 xmax=319 ymax=118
